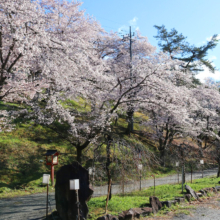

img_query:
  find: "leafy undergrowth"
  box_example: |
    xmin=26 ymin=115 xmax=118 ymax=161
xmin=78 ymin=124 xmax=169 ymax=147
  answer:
xmin=87 ymin=176 xmax=220 ymax=220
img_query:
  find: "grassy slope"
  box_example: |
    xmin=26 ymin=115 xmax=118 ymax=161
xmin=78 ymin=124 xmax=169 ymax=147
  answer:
xmin=0 ymin=99 xmax=210 ymax=199
xmin=0 ymin=100 xmax=77 ymax=198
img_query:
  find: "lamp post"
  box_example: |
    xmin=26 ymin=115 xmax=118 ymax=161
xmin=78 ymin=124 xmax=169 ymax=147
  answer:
xmin=70 ymin=179 xmax=80 ymax=220
xmin=175 ymin=161 xmax=179 ymax=184
xmin=42 ymin=174 xmax=50 ymax=219
xmin=200 ymin=160 xmax=204 ymax=178
xmin=44 ymin=150 xmax=59 ymax=186
xmin=138 ymin=164 xmax=143 ymax=191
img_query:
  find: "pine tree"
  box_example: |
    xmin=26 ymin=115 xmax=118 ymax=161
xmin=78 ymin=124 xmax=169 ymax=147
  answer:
xmin=154 ymin=25 xmax=219 ymax=84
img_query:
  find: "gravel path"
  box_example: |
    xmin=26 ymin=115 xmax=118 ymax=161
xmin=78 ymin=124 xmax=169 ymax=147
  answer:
xmin=173 ymin=206 xmax=220 ymax=220
xmin=0 ymin=168 xmax=218 ymax=220
xmin=172 ymin=196 xmax=220 ymax=220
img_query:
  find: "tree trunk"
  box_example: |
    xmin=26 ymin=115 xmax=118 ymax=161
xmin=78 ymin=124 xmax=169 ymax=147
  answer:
xmin=182 ymin=163 xmax=185 ymax=184
xmin=217 ymin=163 xmax=220 ymax=178
xmin=76 ymin=147 xmax=82 ymax=164
xmin=126 ymin=108 xmax=134 ymax=135
xmin=160 ymin=149 xmax=165 ymax=167
xmin=159 ymin=138 xmax=165 ymax=166
xmin=76 ymin=140 xmax=90 ymax=165
xmin=106 ymin=135 xmax=112 ymax=201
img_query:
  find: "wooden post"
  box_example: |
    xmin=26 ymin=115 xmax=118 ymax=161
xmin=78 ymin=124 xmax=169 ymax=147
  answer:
xmin=139 ymin=173 xmax=142 ymax=191
xmin=92 ymin=170 xmax=95 ymax=186
xmin=178 ymin=168 xmax=179 ymax=184
xmin=76 ymin=190 xmax=80 ymax=220
xmin=46 ymin=184 xmax=48 ymax=219
xmin=191 ymin=166 xmax=193 ymax=183
xmin=122 ymin=173 xmax=124 ymax=194
xmin=51 ymin=165 xmax=54 ymax=186
xmin=182 ymin=166 xmax=184 ymax=193
xmin=105 ymin=179 xmax=112 ymax=214
xmin=202 ymin=165 xmax=204 ymax=178
xmin=153 ymin=175 xmax=155 ymax=196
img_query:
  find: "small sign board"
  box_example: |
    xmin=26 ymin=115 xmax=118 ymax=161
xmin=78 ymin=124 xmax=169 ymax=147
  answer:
xmin=138 ymin=164 xmax=143 ymax=170
xmin=70 ymin=179 xmax=79 ymax=190
xmin=53 ymin=156 xmax=58 ymax=164
xmin=42 ymin=174 xmax=50 ymax=184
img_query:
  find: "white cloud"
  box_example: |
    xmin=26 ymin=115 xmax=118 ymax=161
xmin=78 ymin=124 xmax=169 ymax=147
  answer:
xmin=118 ymin=25 xmax=128 ymax=33
xmin=206 ymin=34 xmax=220 ymax=41
xmin=195 ymin=66 xmax=220 ymax=83
xmin=209 ymin=55 xmax=217 ymax=61
xmin=129 ymin=17 xmax=138 ymax=26
xmin=118 ymin=17 xmax=139 ymax=33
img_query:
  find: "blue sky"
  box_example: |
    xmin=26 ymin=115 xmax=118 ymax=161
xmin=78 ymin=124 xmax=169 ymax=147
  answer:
xmin=79 ymin=0 xmax=220 ymax=83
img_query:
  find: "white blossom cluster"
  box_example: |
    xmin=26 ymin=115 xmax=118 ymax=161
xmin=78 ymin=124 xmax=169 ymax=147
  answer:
xmin=0 ymin=0 xmax=220 ymax=162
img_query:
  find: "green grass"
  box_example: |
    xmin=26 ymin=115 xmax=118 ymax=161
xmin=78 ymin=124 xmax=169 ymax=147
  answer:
xmin=61 ymin=98 xmax=91 ymax=112
xmin=87 ymin=175 xmax=220 ymax=219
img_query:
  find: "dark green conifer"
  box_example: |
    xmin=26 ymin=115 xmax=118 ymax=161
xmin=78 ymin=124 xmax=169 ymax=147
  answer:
xmin=154 ymin=25 xmax=219 ymax=84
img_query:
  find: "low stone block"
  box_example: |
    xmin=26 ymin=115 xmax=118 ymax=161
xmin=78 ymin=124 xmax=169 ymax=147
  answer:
xmin=199 ymin=190 xmax=207 ymax=196
xmin=128 ymin=208 xmax=141 ymax=219
xmin=196 ymin=193 xmax=203 ymax=197
xmin=118 ymin=213 xmax=124 ymax=220
xmin=212 ymin=187 xmax=217 ymax=193
xmin=161 ymin=200 xmax=176 ymax=208
xmin=175 ymin=197 xmax=185 ymax=204
xmin=141 ymin=207 xmax=153 ymax=216
xmin=185 ymin=185 xmax=199 ymax=200
xmin=184 ymin=194 xmax=191 ymax=202
xmin=97 ymin=214 xmax=119 ymax=220
xmin=118 ymin=207 xmax=152 ymax=220
xmin=149 ymin=196 xmax=162 ymax=214
xmin=118 ymin=210 xmax=134 ymax=220
xmin=214 ymin=186 xmax=220 ymax=191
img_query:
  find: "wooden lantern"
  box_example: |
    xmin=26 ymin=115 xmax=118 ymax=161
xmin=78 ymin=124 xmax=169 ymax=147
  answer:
xmin=44 ymin=150 xmax=60 ymax=186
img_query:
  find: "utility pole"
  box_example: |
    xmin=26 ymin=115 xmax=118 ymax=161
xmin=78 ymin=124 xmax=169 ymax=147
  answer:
xmin=122 ymin=26 xmax=135 ymax=134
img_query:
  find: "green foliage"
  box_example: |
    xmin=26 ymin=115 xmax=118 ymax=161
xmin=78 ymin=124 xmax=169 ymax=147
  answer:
xmin=61 ymin=98 xmax=91 ymax=112
xmin=154 ymin=25 xmax=219 ymax=76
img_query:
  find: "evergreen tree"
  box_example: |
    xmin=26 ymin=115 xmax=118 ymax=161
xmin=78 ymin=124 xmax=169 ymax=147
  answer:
xmin=154 ymin=25 xmax=219 ymax=84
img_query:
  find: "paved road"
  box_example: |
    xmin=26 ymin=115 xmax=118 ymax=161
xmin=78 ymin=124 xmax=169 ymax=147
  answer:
xmin=0 ymin=168 xmax=218 ymax=220
xmin=0 ymin=193 xmax=53 ymax=220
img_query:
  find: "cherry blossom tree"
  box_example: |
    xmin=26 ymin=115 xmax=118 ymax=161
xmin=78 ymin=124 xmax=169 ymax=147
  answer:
xmin=0 ymin=0 xmax=51 ymax=101
xmin=5 ymin=0 xmax=219 ymax=172
xmin=30 ymin=32 xmax=200 ymax=165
